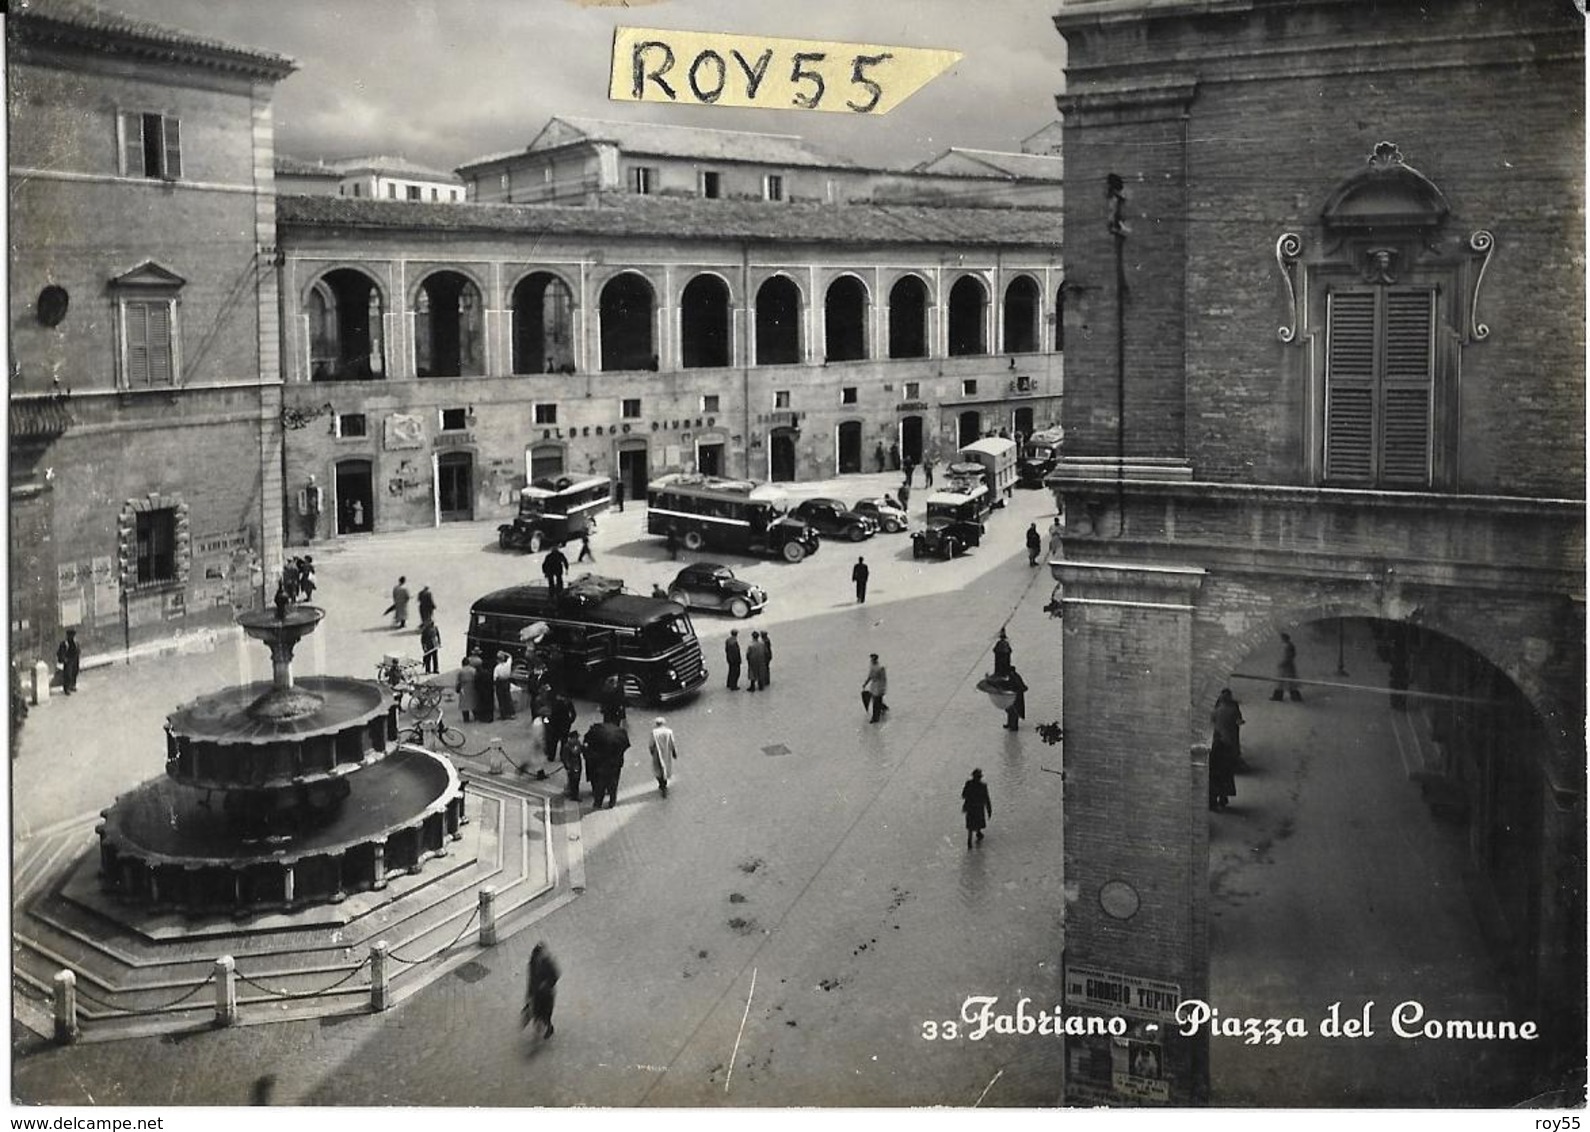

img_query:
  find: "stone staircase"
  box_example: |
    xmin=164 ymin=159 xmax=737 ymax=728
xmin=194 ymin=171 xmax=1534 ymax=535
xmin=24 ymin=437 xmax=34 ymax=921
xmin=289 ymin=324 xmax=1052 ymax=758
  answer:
xmin=13 ymin=769 xmax=583 ymax=1042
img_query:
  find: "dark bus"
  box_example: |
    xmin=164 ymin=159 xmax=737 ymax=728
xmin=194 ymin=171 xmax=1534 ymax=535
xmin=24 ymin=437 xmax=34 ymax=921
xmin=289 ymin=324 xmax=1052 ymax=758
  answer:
xmin=646 ymin=474 xmax=820 ymax=563
xmin=498 ymin=475 xmax=612 ymax=553
xmin=466 ymin=576 xmax=707 ymax=705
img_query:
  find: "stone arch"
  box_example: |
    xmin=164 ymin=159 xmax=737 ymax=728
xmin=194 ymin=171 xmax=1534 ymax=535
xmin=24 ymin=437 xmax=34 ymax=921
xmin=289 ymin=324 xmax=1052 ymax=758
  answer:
xmin=680 ymin=272 xmax=733 ymax=369
xmin=947 ymin=274 xmax=989 ymax=356
xmin=412 ymin=268 xmax=486 ymax=377
xmin=887 ymin=273 xmax=931 ymax=359
xmin=599 ymin=271 xmax=657 ymax=372
xmin=824 ymin=273 xmax=870 ymax=362
xmin=755 ymin=274 xmax=803 ymax=365
xmin=1002 ymin=274 xmax=1042 ymax=354
xmin=304 ymin=266 xmax=387 ymax=381
xmin=510 ymin=269 xmax=577 ymax=375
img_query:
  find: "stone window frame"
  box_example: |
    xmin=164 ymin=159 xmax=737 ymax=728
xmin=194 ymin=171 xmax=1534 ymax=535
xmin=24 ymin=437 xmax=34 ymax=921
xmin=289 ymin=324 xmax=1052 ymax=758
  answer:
xmin=111 ymin=262 xmax=186 ymax=390
xmin=117 ymin=110 xmax=182 ymax=180
xmin=118 ymin=493 xmax=190 ymax=594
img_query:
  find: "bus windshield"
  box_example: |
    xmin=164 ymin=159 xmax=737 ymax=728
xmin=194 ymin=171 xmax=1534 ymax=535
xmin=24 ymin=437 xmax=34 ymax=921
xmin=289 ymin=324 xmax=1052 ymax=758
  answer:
xmin=641 ymin=614 xmax=694 ymax=650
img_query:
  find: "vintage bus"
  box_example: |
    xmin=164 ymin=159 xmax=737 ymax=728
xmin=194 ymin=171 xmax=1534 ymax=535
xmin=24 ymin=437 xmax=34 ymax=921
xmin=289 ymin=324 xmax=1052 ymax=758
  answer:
xmin=498 ymin=475 xmax=612 ymax=553
xmin=956 ymin=437 xmax=1019 ymax=502
xmin=466 ymin=575 xmax=707 ymax=704
xmin=646 ymin=474 xmax=821 ymax=563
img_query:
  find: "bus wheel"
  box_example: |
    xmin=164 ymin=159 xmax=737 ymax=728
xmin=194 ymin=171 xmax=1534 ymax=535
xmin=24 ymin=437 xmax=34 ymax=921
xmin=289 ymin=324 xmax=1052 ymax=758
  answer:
xmin=781 ymin=541 xmax=807 ymax=563
xmin=683 ymin=529 xmax=706 ymax=552
xmin=729 ymin=598 xmax=751 ymax=619
xmin=529 ymin=530 xmax=544 ymax=553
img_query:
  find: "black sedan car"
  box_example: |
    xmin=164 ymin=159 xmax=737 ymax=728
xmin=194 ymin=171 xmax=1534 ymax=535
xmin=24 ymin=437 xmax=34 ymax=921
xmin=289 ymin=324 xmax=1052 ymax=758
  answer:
xmin=790 ymin=497 xmax=876 ymax=542
xmin=666 ymin=563 xmax=768 ymax=619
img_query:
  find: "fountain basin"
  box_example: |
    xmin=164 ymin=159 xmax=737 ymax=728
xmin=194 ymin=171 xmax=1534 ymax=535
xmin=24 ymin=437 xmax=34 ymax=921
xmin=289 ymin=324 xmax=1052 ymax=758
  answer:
xmin=96 ymin=745 xmax=465 ymax=914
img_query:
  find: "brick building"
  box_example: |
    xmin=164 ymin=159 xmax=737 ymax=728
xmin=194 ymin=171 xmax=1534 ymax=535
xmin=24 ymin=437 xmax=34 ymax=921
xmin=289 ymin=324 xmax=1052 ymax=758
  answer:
xmin=8 ymin=0 xmax=295 ymax=664
xmin=274 ymin=193 xmax=1063 ymax=538
xmin=1046 ymin=0 xmax=1584 ymax=1104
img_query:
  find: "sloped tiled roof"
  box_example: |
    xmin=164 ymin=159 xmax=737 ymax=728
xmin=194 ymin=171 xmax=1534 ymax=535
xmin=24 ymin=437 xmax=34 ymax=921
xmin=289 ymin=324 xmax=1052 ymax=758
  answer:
xmin=275 ymin=155 xmax=339 ymax=178
xmin=329 ymin=155 xmax=464 ymax=183
xmin=276 ymin=194 xmax=1062 ymax=250
xmin=515 ymin=116 xmax=856 ymax=169
xmin=10 ymin=0 xmax=296 ymax=79
xmin=915 ymin=148 xmax=1066 ymax=181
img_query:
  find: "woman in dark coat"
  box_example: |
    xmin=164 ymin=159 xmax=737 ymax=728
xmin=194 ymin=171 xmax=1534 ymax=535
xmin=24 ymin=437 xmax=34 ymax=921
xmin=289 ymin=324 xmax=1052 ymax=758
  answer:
xmin=474 ymin=649 xmax=497 ymax=724
xmin=961 ymin=769 xmax=992 ymax=849
xmin=1209 ymin=688 xmax=1243 ymax=810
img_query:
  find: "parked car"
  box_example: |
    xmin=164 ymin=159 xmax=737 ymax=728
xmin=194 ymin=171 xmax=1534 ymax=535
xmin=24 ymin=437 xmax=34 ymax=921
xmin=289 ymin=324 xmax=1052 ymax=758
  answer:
xmin=911 ymin=494 xmax=986 ymax=560
xmin=666 ymin=563 xmax=768 ymax=619
xmin=852 ymin=497 xmax=909 ymax=534
xmin=790 ymin=497 xmax=876 ymax=542
xmin=1017 ymin=454 xmax=1057 ymax=489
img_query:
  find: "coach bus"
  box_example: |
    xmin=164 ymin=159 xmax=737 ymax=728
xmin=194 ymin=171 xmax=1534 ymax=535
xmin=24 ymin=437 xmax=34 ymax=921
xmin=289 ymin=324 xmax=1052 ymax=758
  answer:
xmin=498 ymin=475 xmax=612 ymax=552
xmin=466 ymin=574 xmax=707 ymax=705
xmin=646 ymin=474 xmax=821 ymax=563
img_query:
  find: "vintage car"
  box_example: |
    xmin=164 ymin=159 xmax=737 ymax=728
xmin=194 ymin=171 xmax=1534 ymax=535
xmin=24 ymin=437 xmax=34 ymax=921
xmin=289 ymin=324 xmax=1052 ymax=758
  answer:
xmin=790 ymin=497 xmax=876 ymax=542
xmin=1017 ymin=453 xmax=1058 ymax=489
xmin=852 ymin=497 xmax=909 ymax=534
xmin=665 ymin=562 xmax=768 ymax=619
xmin=911 ymin=493 xmax=987 ymax=560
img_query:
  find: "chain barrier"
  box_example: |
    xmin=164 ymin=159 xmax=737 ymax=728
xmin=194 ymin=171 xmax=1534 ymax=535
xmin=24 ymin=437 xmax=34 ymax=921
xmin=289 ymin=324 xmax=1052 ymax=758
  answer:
xmin=387 ymin=902 xmax=481 ymax=966
xmin=234 ymin=956 xmax=371 ymax=1002
xmin=70 ymin=972 xmax=214 ymax=1018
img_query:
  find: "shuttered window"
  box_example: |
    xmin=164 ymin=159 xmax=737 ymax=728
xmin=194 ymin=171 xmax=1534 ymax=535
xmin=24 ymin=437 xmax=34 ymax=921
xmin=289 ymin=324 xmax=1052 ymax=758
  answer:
xmin=122 ymin=300 xmax=176 ymax=387
xmin=118 ymin=112 xmax=182 ymax=180
xmin=1324 ymin=287 xmax=1434 ymax=487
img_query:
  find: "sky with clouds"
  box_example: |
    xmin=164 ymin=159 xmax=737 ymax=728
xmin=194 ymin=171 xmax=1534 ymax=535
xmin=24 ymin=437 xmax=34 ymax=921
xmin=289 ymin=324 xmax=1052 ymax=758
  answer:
xmin=99 ymin=0 xmax=1070 ymax=174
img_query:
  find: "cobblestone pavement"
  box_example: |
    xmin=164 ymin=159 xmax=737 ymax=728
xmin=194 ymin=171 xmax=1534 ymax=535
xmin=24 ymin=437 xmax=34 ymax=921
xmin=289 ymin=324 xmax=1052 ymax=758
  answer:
xmin=14 ymin=477 xmax=1073 ymax=1107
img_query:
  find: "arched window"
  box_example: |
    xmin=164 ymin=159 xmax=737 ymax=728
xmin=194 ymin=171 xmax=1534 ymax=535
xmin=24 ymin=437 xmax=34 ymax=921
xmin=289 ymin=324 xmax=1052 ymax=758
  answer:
xmin=599 ymin=272 xmax=656 ymax=372
xmin=888 ymin=275 xmax=929 ymax=359
xmin=948 ymin=276 xmax=988 ymax=356
xmin=681 ymin=275 xmax=731 ymax=368
xmin=308 ymin=268 xmax=385 ymax=381
xmin=824 ymin=276 xmax=868 ymax=362
xmin=512 ymin=272 xmax=575 ymax=374
xmin=1003 ymin=276 xmax=1041 ymax=354
xmin=415 ymin=271 xmax=484 ymax=377
xmin=756 ymin=276 xmax=801 ymax=365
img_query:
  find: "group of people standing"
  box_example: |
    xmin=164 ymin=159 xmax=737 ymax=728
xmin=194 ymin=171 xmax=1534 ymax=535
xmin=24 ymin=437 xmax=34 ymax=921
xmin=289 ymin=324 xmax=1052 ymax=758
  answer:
xmin=722 ymin=629 xmax=772 ymax=691
xmin=281 ymin=556 xmax=317 ymax=603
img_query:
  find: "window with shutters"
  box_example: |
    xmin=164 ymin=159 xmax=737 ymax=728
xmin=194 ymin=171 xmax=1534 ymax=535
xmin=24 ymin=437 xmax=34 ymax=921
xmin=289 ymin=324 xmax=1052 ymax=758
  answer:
xmin=111 ymin=263 xmax=184 ymax=389
xmin=118 ymin=112 xmax=182 ymax=180
xmin=1323 ymin=286 xmax=1435 ymax=487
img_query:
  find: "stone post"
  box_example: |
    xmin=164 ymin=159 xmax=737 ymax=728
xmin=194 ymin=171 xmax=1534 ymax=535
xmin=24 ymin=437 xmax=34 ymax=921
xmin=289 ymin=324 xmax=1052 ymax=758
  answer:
xmin=52 ymin=969 xmax=79 ymax=1043
xmin=479 ymin=886 xmax=498 ymax=947
xmin=369 ymin=941 xmax=390 ymax=1012
xmin=214 ymin=955 xmax=238 ymax=1027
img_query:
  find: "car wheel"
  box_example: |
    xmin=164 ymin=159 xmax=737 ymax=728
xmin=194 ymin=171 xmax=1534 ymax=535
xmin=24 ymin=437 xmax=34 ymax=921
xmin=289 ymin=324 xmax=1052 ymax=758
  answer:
xmin=728 ymin=598 xmax=751 ymax=619
xmin=499 ymin=529 xmax=513 ymax=550
xmin=883 ymin=519 xmax=902 ymax=534
xmin=782 ymin=541 xmax=807 ymax=563
xmin=683 ymin=529 xmax=706 ymax=552
xmin=846 ymin=525 xmax=867 ymax=542
xmin=945 ymin=539 xmax=960 ymax=559
xmin=669 ymin=590 xmax=691 ymax=608
xmin=911 ymin=539 xmax=923 ymax=560
xmin=528 ymin=530 xmax=544 ymax=553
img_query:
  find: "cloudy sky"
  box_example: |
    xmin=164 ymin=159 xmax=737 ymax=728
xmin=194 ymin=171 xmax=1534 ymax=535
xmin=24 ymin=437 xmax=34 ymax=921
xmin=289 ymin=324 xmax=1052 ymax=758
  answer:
xmin=101 ymin=0 xmax=1069 ymax=174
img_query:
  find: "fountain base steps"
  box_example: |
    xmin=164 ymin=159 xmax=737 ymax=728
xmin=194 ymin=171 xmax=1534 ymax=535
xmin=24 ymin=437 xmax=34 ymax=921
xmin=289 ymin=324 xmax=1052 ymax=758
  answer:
xmin=12 ymin=772 xmax=583 ymax=1043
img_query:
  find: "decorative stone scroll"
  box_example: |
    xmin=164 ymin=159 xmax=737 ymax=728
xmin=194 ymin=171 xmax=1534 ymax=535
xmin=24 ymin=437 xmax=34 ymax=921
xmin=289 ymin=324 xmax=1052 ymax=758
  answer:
xmin=1468 ymin=230 xmax=1495 ymax=342
xmin=1275 ymin=232 xmax=1303 ymax=344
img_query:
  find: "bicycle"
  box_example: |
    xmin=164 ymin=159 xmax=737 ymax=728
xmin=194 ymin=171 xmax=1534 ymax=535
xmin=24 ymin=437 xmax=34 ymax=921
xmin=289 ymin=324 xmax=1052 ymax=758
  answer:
xmin=400 ymin=702 xmax=467 ymax=750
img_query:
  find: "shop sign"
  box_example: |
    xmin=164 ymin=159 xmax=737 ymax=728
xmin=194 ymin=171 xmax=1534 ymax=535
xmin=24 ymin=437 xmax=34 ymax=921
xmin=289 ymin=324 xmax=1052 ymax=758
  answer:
xmin=1063 ymin=963 xmax=1183 ymax=1023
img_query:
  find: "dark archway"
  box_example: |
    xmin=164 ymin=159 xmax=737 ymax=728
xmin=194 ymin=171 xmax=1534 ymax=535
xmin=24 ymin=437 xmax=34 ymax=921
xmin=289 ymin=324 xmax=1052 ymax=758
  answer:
xmin=308 ymin=269 xmax=385 ymax=381
xmin=415 ymin=271 xmax=484 ymax=377
xmin=948 ymin=276 xmax=988 ymax=357
xmin=1003 ymin=275 xmax=1041 ymax=354
xmin=512 ymin=272 xmax=575 ymax=374
xmin=681 ymin=275 xmax=732 ymax=369
xmin=756 ymin=276 xmax=802 ymax=365
xmin=600 ymin=272 xmax=656 ymax=372
xmin=900 ymin=415 xmax=924 ymax=465
xmin=825 ymin=276 xmax=868 ymax=362
xmin=888 ymin=275 xmax=929 ymax=359
xmin=335 ymin=459 xmax=374 ymax=534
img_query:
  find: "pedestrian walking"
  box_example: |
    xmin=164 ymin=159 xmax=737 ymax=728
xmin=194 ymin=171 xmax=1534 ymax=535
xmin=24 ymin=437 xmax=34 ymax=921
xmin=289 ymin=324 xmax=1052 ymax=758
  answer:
xmin=493 ymin=651 xmax=517 ymax=720
xmin=761 ymin=631 xmax=773 ymax=687
xmin=385 ymin=576 xmax=411 ymax=628
xmin=852 ymin=556 xmax=870 ymax=603
xmin=417 ymin=585 xmax=436 ymax=624
xmin=548 ymin=691 xmax=578 ymax=764
xmin=455 ymin=656 xmax=480 ymax=722
xmin=560 ymin=730 xmax=585 ymax=801
xmin=923 ymin=457 xmax=935 ymax=487
xmin=724 ymin=629 xmax=742 ymax=690
xmin=898 ymin=482 xmax=911 ymax=511
xmin=55 ymin=628 xmax=81 ymax=695
xmin=1026 ymin=523 xmax=1042 ymax=566
xmin=584 ymin=720 xmax=631 ymax=809
xmin=649 ymin=716 xmax=679 ymax=797
xmin=1209 ymin=688 xmax=1244 ymax=809
xmin=961 ymin=768 xmax=992 ymax=848
xmin=474 ymin=650 xmax=497 ymax=724
xmin=665 ymin=527 xmax=681 ymax=561
xmin=889 ymin=441 xmax=901 ymax=471
xmin=1272 ymin=632 xmax=1303 ymax=702
xmin=1001 ymin=665 xmax=1029 ymax=732
xmin=522 ymin=941 xmax=560 ymax=1039
xmin=903 ymin=457 xmax=916 ymax=487
xmin=542 ymin=547 xmax=568 ymax=601
xmin=419 ymin=617 xmax=442 ymax=675
xmin=746 ymin=631 xmax=769 ymax=692
xmin=874 ymin=441 xmax=886 ymax=473
xmin=862 ymin=653 xmax=888 ymax=723
xmin=298 ymin=556 xmax=317 ymax=603
xmin=614 ymin=480 xmax=626 ymax=513
xmin=576 ymin=532 xmax=595 ymax=563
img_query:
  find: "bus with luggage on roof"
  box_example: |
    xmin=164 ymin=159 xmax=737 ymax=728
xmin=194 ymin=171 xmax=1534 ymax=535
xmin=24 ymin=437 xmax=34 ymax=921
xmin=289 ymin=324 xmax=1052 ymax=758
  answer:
xmin=646 ymin=474 xmax=821 ymax=562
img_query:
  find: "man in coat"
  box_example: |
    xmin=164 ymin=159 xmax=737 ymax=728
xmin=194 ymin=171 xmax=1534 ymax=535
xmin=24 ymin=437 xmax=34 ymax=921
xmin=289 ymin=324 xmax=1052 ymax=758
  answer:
xmin=649 ymin=716 xmax=679 ymax=797
xmin=417 ymin=585 xmax=436 ymax=624
xmin=961 ymin=768 xmax=992 ymax=849
xmin=1001 ymin=665 xmax=1029 ymax=732
xmin=56 ymin=628 xmax=81 ymax=695
xmin=1209 ymin=688 xmax=1244 ymax=809
xmin=387 ymin=576 xmax=411 ymax=628
xmin=724 ymin=629 xmax=742 ymax=690
xmin=1026 ymin=523 xmax=1042 ymax=566
xmin=745 ymin=632 xmax=769 ymax=692
xmin=1272 ymin=632 xmax=1302 ymax=702
xmin=560 ymin=730 xmax=585 ymax=801
xmin=542 ymin=547 xmax=569 ymax=601
xmin=584 ymin=720 xmax=631 ymax=809
xmin=523 ymin=941 xmax=560 ymax=1039
xmin=852 ymin=557 xmax=870 ymax=603
xmin=547 ymin=692 xmax=578 ymax=766
xmin=862 ymin=653 xmax=888 ymax=723
xmin=493 ymin=651 xmax=517 ymax=720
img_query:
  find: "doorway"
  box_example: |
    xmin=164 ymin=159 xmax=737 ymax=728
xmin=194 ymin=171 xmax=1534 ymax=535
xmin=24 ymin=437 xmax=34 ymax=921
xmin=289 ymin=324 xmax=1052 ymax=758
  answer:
xmin=900 ymin=415 xmax=924 ymax=465
xmin=336 ymin=459 xmax=374 ymax=534
xmin=696 ymin=441 xmax=725 ymax=477
xmin=958 ymin=411 xmax=983 ymax=448
xmin=1013 ymin=406 xmax=1035 ymax=444
xmin=437 ymin=451 xmax=474 ymax=522
xmin=836 ymin=421 xmax=863 ymax=474
xmin=617 ymin=443 xmax=649 ymax=502
xmin=770 ymin=430 xmax=797 ymax=482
